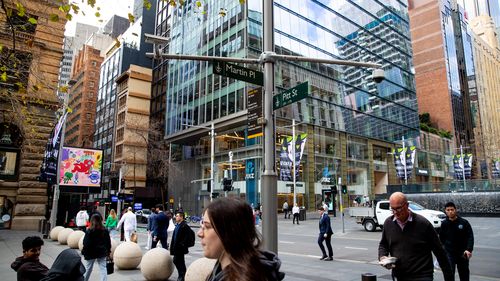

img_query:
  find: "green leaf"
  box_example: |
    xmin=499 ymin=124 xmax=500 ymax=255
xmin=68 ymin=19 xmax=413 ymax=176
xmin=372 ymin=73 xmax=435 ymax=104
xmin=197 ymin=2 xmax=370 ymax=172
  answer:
xmin=66 ymin=14 xmax=73 ymax=21
xmin=128 ymin=13 xmax=135 ymax=23
xmin=0 ymin=72 xmax=7 ymax=82
xmin=71 ymin=4 xmax=80 ymax=14
xmin=144 ymin=0 xmax=152 ymax=10
xmin=49 ymin=14 xmax=60 ymax=22
xmin=16 ymin=2 xmax=26 ymax=17
xmin=87 ymin=0 xmax=96 ymax=8
xmin=195 ymin=1 xmax=202 ymax=8
xmin=28 ymin=17 xmax=37 ymax=24
xmin=239 ymin=0 xmax=245 ymax=4
xmin=95 ymin=12 xmax=101 ymax=17
xmin=59 ymin=4 xmax=71 ymax=13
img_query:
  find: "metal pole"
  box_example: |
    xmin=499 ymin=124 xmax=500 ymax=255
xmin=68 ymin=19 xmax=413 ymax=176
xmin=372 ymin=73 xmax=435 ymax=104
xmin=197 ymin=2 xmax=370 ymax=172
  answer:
xmin=210 ymin=122 xmax=215 ymax=201
xmin=261 ymin=0 xmax=278 ymax=253
xmin=338 ymin=177 xmax=344 ymax=233
xmin=292 ymin=119 xmax=296 ymax=205
xmin=228 ymin=151 xmax=233 ymax=198
xmin=402 ymin=136 xmax=407 ymax=186
xmin=117 ymin=167 xmax=123 ymax=218
xmin=461 ymin=144 xmax=466 ymax=191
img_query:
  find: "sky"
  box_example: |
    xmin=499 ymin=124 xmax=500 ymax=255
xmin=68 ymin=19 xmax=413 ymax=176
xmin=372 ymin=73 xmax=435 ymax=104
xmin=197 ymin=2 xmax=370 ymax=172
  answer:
xmin=64 ymin=0 xmax=134 ymax=36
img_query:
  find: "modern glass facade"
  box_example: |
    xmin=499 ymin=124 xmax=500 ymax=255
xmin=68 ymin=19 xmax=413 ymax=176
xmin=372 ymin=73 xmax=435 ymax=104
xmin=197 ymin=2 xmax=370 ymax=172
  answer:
xmin=157 ymin=0 xmax=419 ymax=211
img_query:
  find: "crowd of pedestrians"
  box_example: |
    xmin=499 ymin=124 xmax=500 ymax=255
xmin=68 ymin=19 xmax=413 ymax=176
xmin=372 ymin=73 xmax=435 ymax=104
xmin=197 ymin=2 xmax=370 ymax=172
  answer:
xmin=11 ymin=193 xmax=477 ymax=281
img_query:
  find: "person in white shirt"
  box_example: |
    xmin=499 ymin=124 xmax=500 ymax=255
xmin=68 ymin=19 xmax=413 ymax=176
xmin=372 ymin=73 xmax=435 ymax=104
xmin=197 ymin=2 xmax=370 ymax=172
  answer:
xmin=117 ymin=207 xmax=137 ymax=242
xmin=292 ymin=204 xmax=300 ymax=225
xmin=76 ymin=207 xmax=89 ymax=231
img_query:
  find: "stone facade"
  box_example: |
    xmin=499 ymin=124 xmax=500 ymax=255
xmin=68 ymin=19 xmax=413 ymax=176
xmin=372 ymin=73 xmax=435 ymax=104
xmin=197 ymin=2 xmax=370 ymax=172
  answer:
xmin=0 ymin=0 xmax=66 ymax=230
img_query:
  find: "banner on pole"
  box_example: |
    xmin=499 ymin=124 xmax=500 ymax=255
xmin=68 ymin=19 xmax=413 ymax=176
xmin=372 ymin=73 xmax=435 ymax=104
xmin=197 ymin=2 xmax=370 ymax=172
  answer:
xmin=279 ymin=133 xmax=307 ymax=181
xmin=453 ymin=153 xmax=473 ymax=179
xmin=392 ymin=146 xmax=416 ymax=180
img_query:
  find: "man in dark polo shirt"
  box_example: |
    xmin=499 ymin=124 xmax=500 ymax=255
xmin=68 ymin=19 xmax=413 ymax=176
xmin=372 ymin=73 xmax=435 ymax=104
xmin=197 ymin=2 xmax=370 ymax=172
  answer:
xmin=378 ymin=192 xmax=453 ymax=281
xmin=439 ymin=202 xmax=474 ymax=281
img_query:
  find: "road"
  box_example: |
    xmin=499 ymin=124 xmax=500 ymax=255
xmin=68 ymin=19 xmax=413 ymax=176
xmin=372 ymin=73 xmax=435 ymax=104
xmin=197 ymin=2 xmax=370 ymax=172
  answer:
xmin=272 ymin=213 xmax=500 ymax=281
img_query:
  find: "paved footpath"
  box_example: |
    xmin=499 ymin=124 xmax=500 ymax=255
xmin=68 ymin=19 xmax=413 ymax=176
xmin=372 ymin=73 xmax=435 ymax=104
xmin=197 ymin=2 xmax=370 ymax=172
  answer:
xmin=1 ymin=214 xmax=499 ymax=281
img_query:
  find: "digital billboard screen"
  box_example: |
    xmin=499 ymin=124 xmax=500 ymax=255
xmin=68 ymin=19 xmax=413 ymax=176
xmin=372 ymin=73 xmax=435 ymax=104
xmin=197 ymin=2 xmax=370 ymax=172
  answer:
xmin=59 ymin=147 xmax=103 ymax=189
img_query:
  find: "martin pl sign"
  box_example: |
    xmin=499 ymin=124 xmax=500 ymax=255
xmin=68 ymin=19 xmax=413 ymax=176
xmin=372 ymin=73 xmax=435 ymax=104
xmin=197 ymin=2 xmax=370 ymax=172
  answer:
xmin=273 ymin=81 xmax=309 ymax=110
xmin=213 ymin=61 xmax=264 ymax=86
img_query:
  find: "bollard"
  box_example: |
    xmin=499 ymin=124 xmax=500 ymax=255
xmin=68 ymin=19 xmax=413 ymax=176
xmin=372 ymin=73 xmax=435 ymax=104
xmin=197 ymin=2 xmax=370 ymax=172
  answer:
xmin=42 ymin=221 xmax=50 ymax=239
xmin=38 ymin=219 xmax=43 ymax=232
xmin=361 ymin=273 xmax=376 ymax=281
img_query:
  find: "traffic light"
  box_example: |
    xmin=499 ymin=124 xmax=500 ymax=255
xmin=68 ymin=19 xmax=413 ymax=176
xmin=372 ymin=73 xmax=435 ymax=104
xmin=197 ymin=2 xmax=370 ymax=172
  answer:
xmin=120 ymin=179 xmax=126 ymax=189
xmin=341 ymin=185 xmax=347 ymax=194
xmin=223 ymin=178 xmax=233 ymax=192
xmin=330 ymin=185 xmax=338 ymax=195
xmin=207 ymin=180 xmax=211 ymax=193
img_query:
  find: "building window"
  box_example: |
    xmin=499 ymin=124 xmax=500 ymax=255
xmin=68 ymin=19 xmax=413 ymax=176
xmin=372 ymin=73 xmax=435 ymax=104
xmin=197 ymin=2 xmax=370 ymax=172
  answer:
xmin=0 ymin=123 xmax=22 ymax=181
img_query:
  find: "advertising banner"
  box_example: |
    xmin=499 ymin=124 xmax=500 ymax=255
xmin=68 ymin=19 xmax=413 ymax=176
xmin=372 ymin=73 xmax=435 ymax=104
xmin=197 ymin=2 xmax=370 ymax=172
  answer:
xmin=279 ymin=133 xmax=308 ymax=181
xmin=59 ymin=147 xmax=103 ymax=188
xmin=39 ymin=112 xmax=68 ymax=185
xmin=492 ymin=159 xmax=500 ymax=178
xmin=453 ymin=153 xmax=473 ymax=179
xmin=392 ymin=146 xmax=416 ymax=180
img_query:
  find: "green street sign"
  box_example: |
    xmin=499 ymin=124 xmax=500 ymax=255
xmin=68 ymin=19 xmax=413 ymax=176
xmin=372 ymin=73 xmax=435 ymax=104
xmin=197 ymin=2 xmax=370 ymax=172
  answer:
xmin=213 ymin=61 xmax=264 ymax=86
xmin=273 ymin=81 xmax=309 ymax=110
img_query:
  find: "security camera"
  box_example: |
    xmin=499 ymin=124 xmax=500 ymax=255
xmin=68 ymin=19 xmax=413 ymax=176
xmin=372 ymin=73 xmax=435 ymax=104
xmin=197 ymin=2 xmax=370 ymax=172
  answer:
xmin=144 ymin=33 xmax=168 ymax=45
xmin=372 ymin=68 xmax=385 ymax=83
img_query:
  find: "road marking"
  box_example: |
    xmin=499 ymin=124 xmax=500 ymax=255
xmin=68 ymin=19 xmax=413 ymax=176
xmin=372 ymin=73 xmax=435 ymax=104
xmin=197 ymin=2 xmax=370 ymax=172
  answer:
xmin=281 ymin=232 xmax=380 ymax=241
xmin=279 ymin=251 xmax=372 ymax=264
xmin=344 ymin=246 xmax=368 ymax=250
xmin=279 ymin=240 xmax=295 ymax=244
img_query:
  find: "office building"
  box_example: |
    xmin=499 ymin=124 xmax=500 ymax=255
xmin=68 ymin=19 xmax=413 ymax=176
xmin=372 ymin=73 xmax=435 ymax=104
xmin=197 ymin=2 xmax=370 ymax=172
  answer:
xmin=154 ymin=0 xmax=419 ymax=212
xmin=93 ymin=2 xmax=155 ymax=196
xmin=103 ymin=15 xmax=130 ymax=38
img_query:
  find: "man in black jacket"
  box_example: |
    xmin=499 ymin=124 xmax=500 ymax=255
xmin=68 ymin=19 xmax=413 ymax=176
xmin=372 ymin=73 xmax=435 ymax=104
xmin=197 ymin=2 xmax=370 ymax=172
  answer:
xmin=378 ymin=192 xmax=453 ymax=281
xmin=170 ymin=211 xmax=192 ymax=281
xmin=152 ymin=204 xmax=169 ymax=249
xmin=439 ymin=202 xmax=474 ymax=281
xmin=11 ymin=236 xmax=49 ymax=281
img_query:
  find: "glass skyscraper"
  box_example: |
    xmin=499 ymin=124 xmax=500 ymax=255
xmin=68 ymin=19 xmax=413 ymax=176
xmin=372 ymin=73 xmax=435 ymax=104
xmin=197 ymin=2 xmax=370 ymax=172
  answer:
xmin=155 ymin=0 xmax=419 ymax=211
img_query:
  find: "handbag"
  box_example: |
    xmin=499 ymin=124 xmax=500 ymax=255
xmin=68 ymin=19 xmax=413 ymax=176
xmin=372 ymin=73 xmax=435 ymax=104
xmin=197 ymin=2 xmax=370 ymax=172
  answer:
xmin=106 ymin=257 xmax=114 ymax=275
xmin=130 ymin=231 xmax=138 ymax=243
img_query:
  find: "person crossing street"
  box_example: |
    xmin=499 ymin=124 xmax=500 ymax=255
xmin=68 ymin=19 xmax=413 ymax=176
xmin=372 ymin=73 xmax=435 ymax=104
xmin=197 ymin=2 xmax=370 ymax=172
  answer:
xmin=317 ymin=206 xmax=333 ymax=261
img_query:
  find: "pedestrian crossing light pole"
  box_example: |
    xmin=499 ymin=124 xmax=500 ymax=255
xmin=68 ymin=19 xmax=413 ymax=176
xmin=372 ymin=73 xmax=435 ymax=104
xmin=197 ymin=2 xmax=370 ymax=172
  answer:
xmin=144 ymin=0 xmax=384 ymax=253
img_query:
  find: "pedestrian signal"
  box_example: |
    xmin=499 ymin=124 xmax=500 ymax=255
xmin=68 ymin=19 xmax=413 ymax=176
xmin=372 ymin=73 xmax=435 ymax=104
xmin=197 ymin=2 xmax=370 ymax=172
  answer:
xmin=341 ymin=185 xmax=347 ymax=194
xmin=222 ymin=178 xmax=233 ymax=192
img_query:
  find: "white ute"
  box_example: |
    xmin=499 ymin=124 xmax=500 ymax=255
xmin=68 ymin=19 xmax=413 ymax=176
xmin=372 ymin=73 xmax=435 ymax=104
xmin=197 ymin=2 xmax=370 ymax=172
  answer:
xmin=349 ymin=200 xmax=446 ymax=232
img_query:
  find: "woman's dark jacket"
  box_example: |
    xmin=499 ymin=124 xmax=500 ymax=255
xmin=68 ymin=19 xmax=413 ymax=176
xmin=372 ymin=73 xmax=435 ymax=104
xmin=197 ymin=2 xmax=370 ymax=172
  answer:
xmin=82 ymin=227 xmax=111 ymax=260
xmin=206 ymin=250 xmax=285 ymax=281
xmin=40 ymin=248 xmax=85 ymax=281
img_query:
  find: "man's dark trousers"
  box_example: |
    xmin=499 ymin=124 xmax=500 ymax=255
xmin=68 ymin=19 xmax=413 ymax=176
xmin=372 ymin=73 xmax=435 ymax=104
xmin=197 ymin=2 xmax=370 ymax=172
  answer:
xmin=173 ymin=254 xmax=186 ymax=281
xmin=318 ymin=233 xmax=333 ymax=258
xmin=293 ymin=213 xmax=299 ymax=224
xmin=152 ymin=236 xmax=168 ymax=249
xmin=448 ymin=254 xmax=469 ymax=281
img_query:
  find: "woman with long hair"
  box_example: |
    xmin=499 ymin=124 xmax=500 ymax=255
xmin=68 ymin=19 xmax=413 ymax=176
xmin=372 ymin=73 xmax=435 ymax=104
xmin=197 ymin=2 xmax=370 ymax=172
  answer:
xmin=82 ymin=214 xmax=111 ymax=281
xmin=105 ymin=209 xmax=118 ymax=237
xmin=197 ymin=198 xmax=285 ymax=281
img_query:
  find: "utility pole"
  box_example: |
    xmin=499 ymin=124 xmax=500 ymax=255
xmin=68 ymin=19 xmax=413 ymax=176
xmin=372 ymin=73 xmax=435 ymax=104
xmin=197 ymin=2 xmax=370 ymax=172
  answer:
xmin=460 ymin=144 xmax=466 ymax=191
xmin=117 ymin=166 xmax=123 ymax=218
xmin=144 ymin=0 xmax=383 ymax=253
xmin=292 ymin=119 xmax=297 ymax=205
xmin=402 ymin=136 xmax=407 ymax=186
xmin=227 ymin=151 xmax=233 ymax=198
xmin=338 ymin=177 xmax=345 ymax=233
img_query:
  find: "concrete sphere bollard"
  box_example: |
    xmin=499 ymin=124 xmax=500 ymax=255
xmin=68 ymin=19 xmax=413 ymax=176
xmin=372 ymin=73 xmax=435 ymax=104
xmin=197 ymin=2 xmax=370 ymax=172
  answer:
xmin=67 ymin=230 xmax=85 ymax=249
xmin=110 ymin=238 xmax=119 ymax=258
xmin=140 ymin=248 xmax=173 ymax=280
xmin=185 ymin=258 xmax=217 ymax=281
xmin=58 ymin=228 xmax=74 ymax=245
xmin=50 ymin=226 xmax=65 ymax=241
xmin=78 ymin=235 xmax=85 ymax=251
xmin=114 ymin=241 xmax=142 ymax=270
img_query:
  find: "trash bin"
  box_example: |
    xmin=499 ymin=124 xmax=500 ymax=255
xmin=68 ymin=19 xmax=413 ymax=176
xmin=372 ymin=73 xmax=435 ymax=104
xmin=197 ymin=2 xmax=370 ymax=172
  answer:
xmin=299 ymin=208 xmax=306 ymax=221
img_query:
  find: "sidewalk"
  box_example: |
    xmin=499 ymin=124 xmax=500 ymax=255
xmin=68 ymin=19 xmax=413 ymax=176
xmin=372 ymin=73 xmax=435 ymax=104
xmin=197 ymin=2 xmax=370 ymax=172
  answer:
xmin=0 ymin=229 xmax=187 ymax=281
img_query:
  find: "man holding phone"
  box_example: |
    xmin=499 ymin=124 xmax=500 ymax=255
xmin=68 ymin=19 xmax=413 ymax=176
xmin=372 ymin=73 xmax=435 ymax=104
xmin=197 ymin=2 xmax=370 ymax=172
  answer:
xmin=440 ymin=202 xmax=474 ymax=281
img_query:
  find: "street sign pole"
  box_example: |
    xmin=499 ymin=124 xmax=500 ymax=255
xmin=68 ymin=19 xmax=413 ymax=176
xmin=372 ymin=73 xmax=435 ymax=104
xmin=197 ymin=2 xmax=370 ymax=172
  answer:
xmin=261 ymin=0 xmax=278 ymax=253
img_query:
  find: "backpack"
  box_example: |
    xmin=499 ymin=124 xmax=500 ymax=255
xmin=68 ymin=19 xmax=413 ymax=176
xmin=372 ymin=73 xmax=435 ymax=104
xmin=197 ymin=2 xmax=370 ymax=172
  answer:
xmin=186 ymin=226 xmax=195 ymax=247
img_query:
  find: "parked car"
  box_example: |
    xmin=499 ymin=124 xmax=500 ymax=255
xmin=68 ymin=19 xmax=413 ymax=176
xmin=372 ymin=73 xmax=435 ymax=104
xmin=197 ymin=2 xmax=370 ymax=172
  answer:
xmin=349 ymin=200 xmax=446 ymax=232
xmin=135 ymin=209 xmax=152 ymax=223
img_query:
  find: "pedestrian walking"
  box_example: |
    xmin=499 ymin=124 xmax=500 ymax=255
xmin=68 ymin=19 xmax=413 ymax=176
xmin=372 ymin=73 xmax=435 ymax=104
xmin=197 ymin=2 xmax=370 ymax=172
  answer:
xmin=11 ymin=236 xmax=49 ymax=281
xmin=119 ymin=207 xmax=127 ymax=241
xmin=197 ymin=197 xmax=285 ymax=281
xmin=82 ymin=214 xmax=111 ymax=281
xmin=146 ymin=206 xmax=158 ymax=249
xmin=292 ymin=203 xmax=300 ymax=224
xmin=152 ymin=204 xmax=169 ymax=249
xmin=439 ymin=202 xmax=474 ymax=281
xmin=104 ymin=209 xmax=118 ymax=238
xmin=170 ymin=211 xmax=194 ymax=281
xmin=76 ymin=206 xmax=89 ymax=231
xmin=117 ymin=207 xmax=137 ymax=242
xmin=317 ymin=206 xmax=333 ymax=261
xmin=378 ymin=192 xmax=453 ymax=281
xmin=282 ymin=201 xmax=289 ymax=219
xmin=41 ymin=248 xmax=85 ymax=281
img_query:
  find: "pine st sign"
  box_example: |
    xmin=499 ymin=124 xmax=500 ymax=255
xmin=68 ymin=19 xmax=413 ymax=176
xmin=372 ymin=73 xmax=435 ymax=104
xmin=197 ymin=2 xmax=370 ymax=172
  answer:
xmin=273 ymin=81 xmax=309 ymax=110
xmin=213 ymin=61 xmax=264 ymax=86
